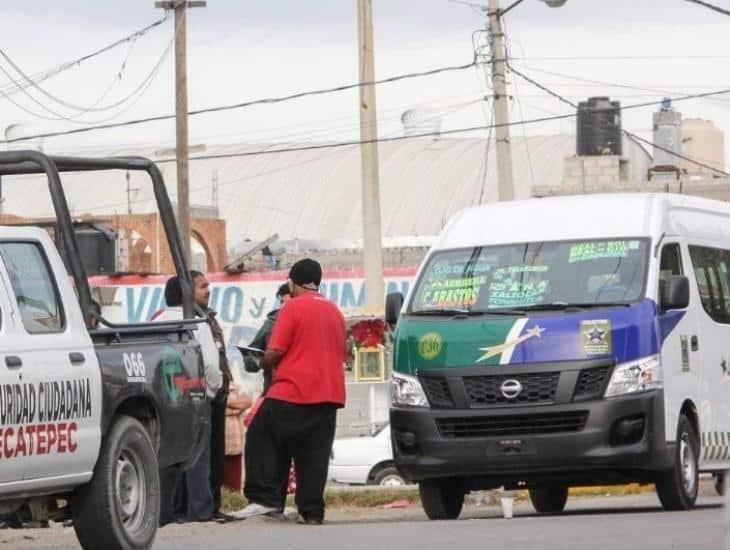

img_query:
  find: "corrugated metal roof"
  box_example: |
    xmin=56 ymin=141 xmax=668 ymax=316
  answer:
xmin=0 ymin=135 xmax=650 ymax=246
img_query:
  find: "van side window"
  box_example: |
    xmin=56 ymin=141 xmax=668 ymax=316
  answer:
xmin=688 ymin=245 xmax=730 ymax=324
xmin=0 ymin=242 xmax=65 ymax=333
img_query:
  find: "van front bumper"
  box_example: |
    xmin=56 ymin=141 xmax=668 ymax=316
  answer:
xmin=391 ymin=390 xmax=672 ymax=487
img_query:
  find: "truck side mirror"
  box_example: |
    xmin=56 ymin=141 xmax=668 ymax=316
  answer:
xmin=661 ymin=275 xmax=689 ymax=311
xmin=385 ymin=292 xmax=404 ymax=326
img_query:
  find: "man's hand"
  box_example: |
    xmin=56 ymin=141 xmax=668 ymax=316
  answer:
xmin=261 ymin=348 xmax=284 ymax=371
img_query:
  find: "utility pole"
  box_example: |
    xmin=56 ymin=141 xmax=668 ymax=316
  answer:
xmin=156 ymin=0 xmax=206 ymax=265
xmin=126 ymin=171 xmax=132 ymax=214
xmin=357 ymin=0 xmax=385 ymax=315
xmin=487 ymin=0 xmax=514 ymax=201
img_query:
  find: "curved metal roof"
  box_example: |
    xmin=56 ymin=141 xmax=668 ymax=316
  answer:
xmin=0 ymin=135 xmax=650 ymax=247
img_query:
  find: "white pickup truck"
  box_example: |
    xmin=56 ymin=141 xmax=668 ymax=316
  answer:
xmin=0 ymin=152 xmax=209 ymax=550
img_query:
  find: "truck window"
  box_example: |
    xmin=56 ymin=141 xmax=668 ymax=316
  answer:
xmin=688 ymin=245 xmax=730 ymax=324
xmin=0 ymin=242 xmax=65 ymax=333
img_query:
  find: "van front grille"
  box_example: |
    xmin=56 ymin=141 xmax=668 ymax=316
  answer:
xmin=436 ymin=411 xmax=589 ymax=438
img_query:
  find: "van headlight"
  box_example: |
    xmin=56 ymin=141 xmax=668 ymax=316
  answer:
xmin=604 ymin=355 xmax=663 ymax=398
xmin=391 ymin=372 xmax=429 ymax=407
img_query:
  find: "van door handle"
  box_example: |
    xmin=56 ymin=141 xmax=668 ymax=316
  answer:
xmin=69 ymin=352 xmax=85 ymax=365
xmin=5 ymin=356 xmax=22 ymax=368
xmin=690 ymin=335 xmax=699 ymax=352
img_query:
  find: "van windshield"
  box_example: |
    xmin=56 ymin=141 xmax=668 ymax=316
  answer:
xmin=409 ymin=238 xmax=649 ymax=314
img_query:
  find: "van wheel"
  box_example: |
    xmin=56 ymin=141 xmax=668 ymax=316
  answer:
xmin=70 ymin=416 xmax=159 ymax=550
xmin=373 ymin=466 xmax=406 ymax=487
xmin=656 ymin=414 xmax=699 ymax=511
xmin=419 ymin=479 xmax=464 ymax=520
xmin=528 ymin=486 xmax=568 ymax=513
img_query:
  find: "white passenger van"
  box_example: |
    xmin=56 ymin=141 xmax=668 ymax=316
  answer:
xmin=388 ymin=193 xmax=730 ymax=519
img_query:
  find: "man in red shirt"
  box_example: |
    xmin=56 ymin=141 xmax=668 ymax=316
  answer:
xmin=236 ymin=258 xmax=346 ymax=524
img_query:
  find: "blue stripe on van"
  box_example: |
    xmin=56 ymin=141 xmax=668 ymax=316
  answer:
xmin=507 ymin=299 xmax=683 ymax=365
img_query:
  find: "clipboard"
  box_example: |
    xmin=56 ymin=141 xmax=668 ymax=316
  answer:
xmin=237 ymin=345 xmax=265 ymax=357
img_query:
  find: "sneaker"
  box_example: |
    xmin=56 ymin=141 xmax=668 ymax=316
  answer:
xmin=296 ymin=514 xmax=323 ymax=525
xmin=229 ymin=503 xmax=280 ymax=520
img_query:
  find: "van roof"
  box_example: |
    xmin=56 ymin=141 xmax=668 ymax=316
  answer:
xmin=434 ymin=193 xmax=730 ymax=250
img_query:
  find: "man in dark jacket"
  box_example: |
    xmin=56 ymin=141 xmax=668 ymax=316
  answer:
xmin=245 ymin=283 xmax=291 ymax=394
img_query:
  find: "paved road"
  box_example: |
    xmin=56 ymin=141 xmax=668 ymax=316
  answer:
xmin=4 ymin=493 xmax=727 ymax=550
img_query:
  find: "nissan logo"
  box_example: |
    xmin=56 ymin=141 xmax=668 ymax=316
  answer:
xmin=500 ymin=379 xmax=523 ymax=399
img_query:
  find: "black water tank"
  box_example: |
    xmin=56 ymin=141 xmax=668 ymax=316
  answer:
xmin=75 ymin=225 xmax=116 ymax=275
xmin=576 ymin=97 xmax=622 ymax=156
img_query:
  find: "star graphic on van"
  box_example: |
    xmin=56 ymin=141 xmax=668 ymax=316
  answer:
xmin=587 ymin=326 xmax=606 ymax=344
xmin=477 ymin=325 xmax=545 ymax=363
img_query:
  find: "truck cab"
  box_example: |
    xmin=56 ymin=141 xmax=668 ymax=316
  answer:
xmin=0 ymin=151 xmax=208 ymax=550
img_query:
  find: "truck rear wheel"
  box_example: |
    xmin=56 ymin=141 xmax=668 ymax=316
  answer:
xmin=528 ymin=486 xmax=569 ymax=514
xmin=419 ymin=479 xmax=464 ymax=520
xmin=71 ymin=416 xmax=160 ymax=550
xmin=656 ymin=414 xmax=699 ymax=511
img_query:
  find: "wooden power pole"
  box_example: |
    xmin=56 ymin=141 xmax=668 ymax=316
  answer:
xmin=156 ymin=0 xmax=206 ymax=265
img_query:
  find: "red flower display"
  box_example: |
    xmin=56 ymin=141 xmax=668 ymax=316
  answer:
xmin=350 ymin=318 xmax=387 ymax=348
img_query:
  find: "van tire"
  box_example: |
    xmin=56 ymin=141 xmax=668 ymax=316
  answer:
xmin=419 ymin=479 xmax=464 ymax=520
xmin=656 ymin=414 xmax=699 ymax=511
xmin=70 ymin=416 xmax=160 ymax=550
xmin=529 ymin=486 xmax=569 ymax=514
xmin=372 ymin=466 xmax=407 ymax=487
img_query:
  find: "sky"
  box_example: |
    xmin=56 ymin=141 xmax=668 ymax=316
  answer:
xmin=1 ymin=1 xmax=730 ymax=174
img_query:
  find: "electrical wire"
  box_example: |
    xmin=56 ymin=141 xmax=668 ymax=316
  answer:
xmin=684 ymin=0 xmax=730 ymax=16
xmin=508 ymin=66 xmax=730 ymax=176
xmin=0 ymin=58 xmax=482 ymax=144
xmin=0 ymin=16 xmax=169 ymax=99
xmin=0 ymin=39 xmax=173 ymax=125
xmin=134 ymin=88 xmax=730 ymax=164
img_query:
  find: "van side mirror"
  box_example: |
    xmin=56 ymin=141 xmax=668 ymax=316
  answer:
xmin=661 ymin=275 xmax=689 ymax=311
xmin=385 ymin=292 xmax=404 ymax=326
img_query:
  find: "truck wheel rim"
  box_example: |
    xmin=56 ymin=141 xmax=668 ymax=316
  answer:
xmin=116 ymin=449 xmax=146 ymax=530
xmin=680 ymin=433 xmax=697 ymax=496
xmin=380 ymin=475 xmax=405 ymax=487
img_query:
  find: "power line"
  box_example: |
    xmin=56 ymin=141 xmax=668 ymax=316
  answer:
xmin=624 ymin=130 xmax=729 ymax=176
xmin=0 ymin=39 xmax=172 ymax=116
xmin=684 ymin=0 xmax=730 ymax=16
xmin=138 ymin=88 xmax=730 ymax=164
xmin=510 ymin=62 xmax=730 ymax=105
xmin=0 ymin=16 xmax=169 ymax=98
xmin=508 ymin=66 xmax=730 ymax=176
xmin=0 ymin=58 xmax=481 ymax=144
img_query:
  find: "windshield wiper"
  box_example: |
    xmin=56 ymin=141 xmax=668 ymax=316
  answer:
xmin=410 ymin=308 xmax=525 ymax=318
xmin=511 ymin=301 xmax=632 ymax=312
xmin=409 ymin=308 xmax=471 ymax=316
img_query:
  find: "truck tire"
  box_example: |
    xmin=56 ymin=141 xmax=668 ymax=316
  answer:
xmin=419 ymin=479 xmax=464 ymax=520
xmin=70 ymin=416 xmax=160 ymax=550
xmin=529 ymin=486 xmax=569 ymax=514
xmin=656 ymin=414 xmax=699 ymax=511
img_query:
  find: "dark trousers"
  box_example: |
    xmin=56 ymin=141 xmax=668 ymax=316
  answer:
xmin=159 ymin=418 xmax=213 ymax=524
xmin=210 ymin=397 xmax=227 ymax=513
xmin=244 ymin=399 xmax=337 ymax=521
